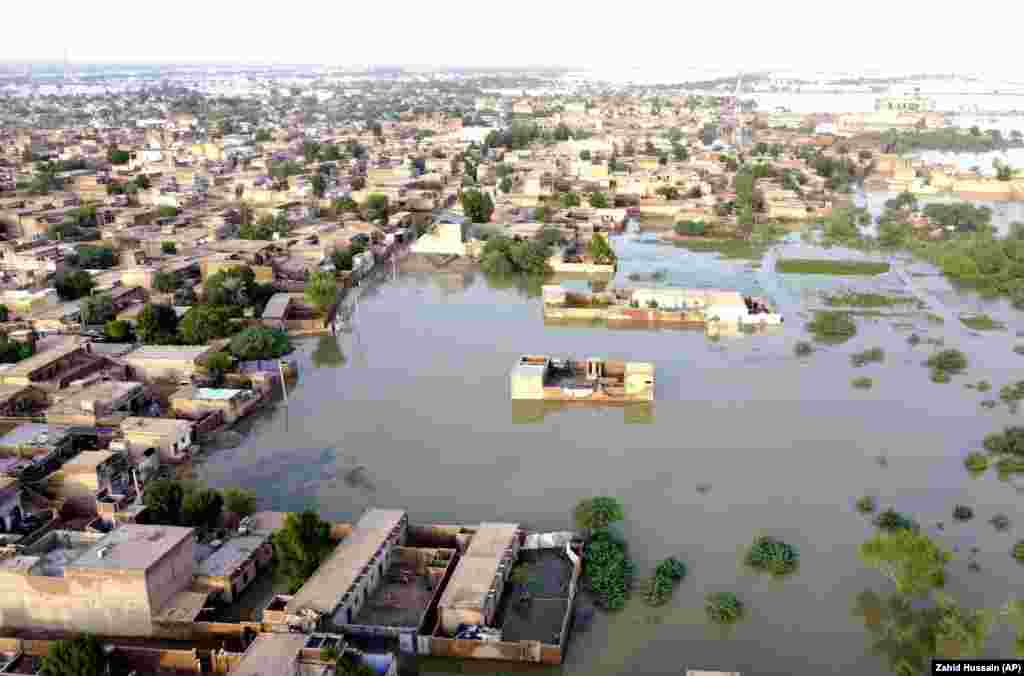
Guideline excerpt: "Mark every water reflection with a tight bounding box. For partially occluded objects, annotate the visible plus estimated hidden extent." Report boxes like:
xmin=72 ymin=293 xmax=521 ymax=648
xmin=311 ymin=333 xmax=346 ymax=368
xmin=511 ymin=401 xmax=654 ymax=424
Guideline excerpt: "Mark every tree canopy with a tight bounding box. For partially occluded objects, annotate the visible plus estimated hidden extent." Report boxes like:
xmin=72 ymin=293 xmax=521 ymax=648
xmin=460 ymin=189 xmax=494 ymax=223
xmin=143 ymin=480 xmax=185 ymax=525
xmin=80 ymin=294 xmax=115 ymax=325
xmin=177 ymin=304 xmax=238 ymax=344
xmin=54 ymin=270 xmax=96 ymax=301
xmin=40 ymin=635 xmax=103 ymax=676
xmin=305 ymin=271 xmax=339 ymax=315
xmin=229 ymin=326 xmax=292 ymax=361
xmin=274 ymin=510 xmax=335 ymax=592
xmin=135 ymin=303 xmax=180 ymax=344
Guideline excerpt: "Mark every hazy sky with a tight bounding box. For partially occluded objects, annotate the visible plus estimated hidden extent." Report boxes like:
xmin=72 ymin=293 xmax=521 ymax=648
xmin=2 ymin=0 xmax=1017 ymax=75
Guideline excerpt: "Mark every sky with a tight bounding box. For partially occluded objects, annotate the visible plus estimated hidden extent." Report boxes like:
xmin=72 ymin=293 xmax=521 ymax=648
xmin=2 ymin=0 xmax=1019 ymax=77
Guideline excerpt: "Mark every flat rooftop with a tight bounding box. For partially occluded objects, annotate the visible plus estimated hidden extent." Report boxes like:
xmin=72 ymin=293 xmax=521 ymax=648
xmin=1 ymin=338 xmax=86 ymax=378
xmin=438 ymin=523 xmax=519 ymax=612
xmin=195 ymin=534 xmax=269 ymax=578
xmin=229 ymin=633 xmax=306 ymax=676
xmin=125 ymin=345 xmax=210 ymax=362
xmin=67 ymin=524 xmax=193 ymax=572
xmin=286 ymin=508 xmax=406 ymax=616
xmin=121 ymin=416 xmax=193 ymax=436
xmin=60 ymin=450 xmax=115 ymax=474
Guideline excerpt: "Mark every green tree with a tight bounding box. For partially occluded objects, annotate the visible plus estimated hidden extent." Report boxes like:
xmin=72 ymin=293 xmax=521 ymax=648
xmin=860 ymin=530 xmax=951 ymax=597
xmin=255 ymin=128 xmax=272 ymax=142
xmin=331 ymin=247 xmax=355 ymax=272
xmin=274 ymin=510 xmax=335 ymax=592
xmin=229 ymin=326 xmax=292 ymax=360
xmin=204 ymin=267 xmax=256 ymax=307
xmin=40 ymin=635 xmax=103 ymax=676
xmin=305 ymin=271 xmax=339 ymax=315
xmin=157 ymin=205 xmax=178 ymax=219
xmin=335 ymin=653 xmax=375 ymax=676
xmin=80 ymin=294 xmax=115 ymax=325
xmin=0 ymin=305 xmax=9 ymax=322
xmin=54 ymin=270 xmax=95 ymax=301
xmin=74 ymin=246 xmax=117 ymax=269
xmin=460 ymin=189 xmax=494 ymax=223
xmin=587 ymin=234 xmax=617 ymax=265
xmin=574 ymin=496 xmax=625 ymax=532
xmin=143 ymin=479 xmax=185 ymax=525
xmin=499 ymin=176 xmax=513 ymax=193
xmin=104 ymin=320 xmax=132 ymax=342
xmin=162 ymin=241 xmax=177 ymax=255
xmin=134 ymin=174 xmax=151 ymax=190
xmin=153 ymin=271 xmax=178 ymax=293
xmin=108 ymin=149 xmax=130 ymax=164
xmin=579 ymin=149 xmax=591 ymax=161
xmin=201 ymin=351 xmax=234 ymax=385
xmin=178 ymin=304 xmax=237 ymax=344
xmin=310 ymin=174 xmax=326 ymax=198
xmin=365 ymin=193 xmax=389 ymax=224
xmin=534 ymin=205 xmax=550 ymax=223
xmin=182 ymin=488 xmax=224 ymax=530
xmin=135 ymin=303 xmax=180 ymax=344
xmin=222 ymin=487 xmax=257 ymax=517
xmin=560 ymin=192 xmax=581 ymax=208
xmin=589 ymin=192 xmax=609 ymax=209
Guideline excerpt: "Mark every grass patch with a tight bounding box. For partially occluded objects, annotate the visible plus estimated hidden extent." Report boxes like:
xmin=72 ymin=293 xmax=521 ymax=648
xmin=777 ymin=258 xmax=890 ymax=275
xmin=807 ymin=311 xmax=857 ymax=344
xmin=959 ymin=314 xmax=1006 ymax=331
xmin=673 ymin=238 xmax=767 ymax=260
xmin=851 ymin=347 xmax=885 ymax=367
xmin=852 ymin=376 xmax=874 ymax=389
xmin=925 ymin=312 xmax=945 ymax=325
xmin=824 ymin=292 xmax=918 ymax=308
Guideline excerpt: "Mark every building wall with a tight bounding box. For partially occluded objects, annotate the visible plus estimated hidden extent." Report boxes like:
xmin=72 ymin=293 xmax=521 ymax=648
xmin=125 ymin=357 xmax=198 ymax=382
xmin=145 ymin=532 xmax=197 ymax=613
xmin=0 ymin=566 xmax=154 ymax=636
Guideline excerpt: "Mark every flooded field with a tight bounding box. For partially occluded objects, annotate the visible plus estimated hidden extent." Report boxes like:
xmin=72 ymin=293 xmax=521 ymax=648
xmin=194 ymin=236 xmax=1024 ymax=675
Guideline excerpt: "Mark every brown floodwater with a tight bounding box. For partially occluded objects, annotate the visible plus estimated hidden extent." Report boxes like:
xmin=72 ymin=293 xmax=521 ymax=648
xmin=194 ymin=237 xmax=1024 ymax=675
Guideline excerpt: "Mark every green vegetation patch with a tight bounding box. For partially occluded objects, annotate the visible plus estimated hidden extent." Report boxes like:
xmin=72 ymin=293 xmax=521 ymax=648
xmin=745 ymin=536 xmax=799 ymax=577
xmin=584 ymin=529 xmax=634 ymax=610
xmin=852 ymin=376 xmax=874 ymax=389
xmin=959 ymin=314 xmax=1006 ymax=331
xmin=794 ymin=341 xmax=815 ymax=357
xmin=874 ymin=508 xmax=918 ymax=533
xmin=964 ymin=452 xmax=990 ymax=473
xmin=673 ymin=238 xmax=767 ymax=260
xmin=824 ymin=292 xmax=918 ymax=308
xmin=851 ymin=347 xmax=885 ymax=367
xmin=806 ymin=311 xmax=858 ymax=344
xmin=644 ymin=557 xmax=687 ymax=607
xmin=856 ymin=495 xmax=878 ymax=514
xmin=705 ymin=592 xmax=745 ymax=626
xmin=777 ymin=259 xmax=890 ymax=275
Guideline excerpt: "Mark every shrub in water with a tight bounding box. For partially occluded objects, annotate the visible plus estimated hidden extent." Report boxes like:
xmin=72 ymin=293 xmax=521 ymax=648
xmin=931 ymin=369 xmax=951 ymax=383
xmin=745 ymin=536 xmax=799 ymax=577
xmin=964 ymin=452 xmax=990 ymax=472
xmin=850 ymin=347 xmax=885 ymax=367
xmin=1013 ymin=541 xmax=1024 ymax=563
xmin=794 ymin=341 xmax=815 ymax=357
xmin=981 ymin=399 xmax=998 ymax=409
xmin=583 ymin=529 xmax=633 ymax=611
xmin=705 ymin=592 xmax=745 ymax=625
xmin=1000 ymin=382 xmax=1024 ymax=406
xmin=874 ymin=508 xmax=917 ymax=533
xmin=926 ymin=349 xmax=967 ymax=374
xmin=856 ymin=495 xmax=877 ymax=514
xmin=977 ymin=380 xmax=992 ymax=392
xmin=907 ymin=333 xmax=922 ymax=346
xmin=990 ymin=513 xmax=1011 ymax=532
xmin=983 ymin=427 xmax=1024 ymax=456
xmin=952 ymin=505 xmax=974 ymax=522
xmin=852 ymin=376 xmax=874 ymax=389
xmin=806 ymin=311 xmax=857 ymax=344
xmin=644 ymin=557 xmax=687 ymax=607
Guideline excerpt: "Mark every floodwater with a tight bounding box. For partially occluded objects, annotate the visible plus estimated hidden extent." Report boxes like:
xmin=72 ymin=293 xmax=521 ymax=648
xmin=195 ymin=236 xmax=1024 ymax=675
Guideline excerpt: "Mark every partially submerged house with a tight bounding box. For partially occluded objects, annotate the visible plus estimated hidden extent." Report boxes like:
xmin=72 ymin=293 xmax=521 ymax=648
xmin=510 ymin=356 xmax=655 ymax=402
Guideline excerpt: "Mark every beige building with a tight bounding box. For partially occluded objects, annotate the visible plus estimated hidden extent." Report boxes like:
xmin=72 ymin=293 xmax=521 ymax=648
xmin=170 ymin=386 xmax=260 ymax=424
xmin=0 ymin=524 xmax=195 ymax=636
xmin=437 ymin=522 xmax=520 ymax=635
xmin=124 ymin=345 xmax=213 ymax=382
xmin=119 ymin=417 xmax=195 ymax=464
